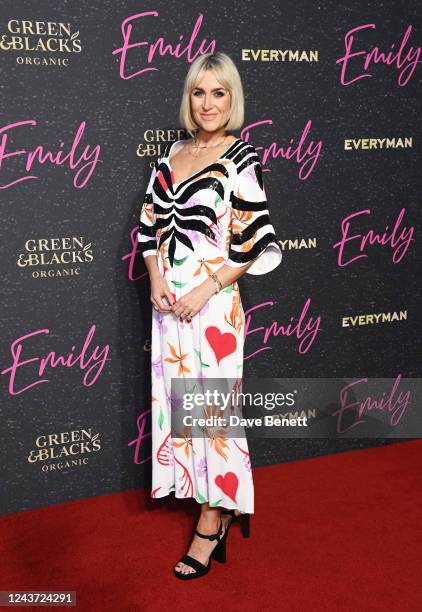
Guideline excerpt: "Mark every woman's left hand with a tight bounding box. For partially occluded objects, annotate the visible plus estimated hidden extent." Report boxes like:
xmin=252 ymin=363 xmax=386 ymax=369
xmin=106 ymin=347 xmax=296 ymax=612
xmin=171 ymin=280 xmax=215 ymax=320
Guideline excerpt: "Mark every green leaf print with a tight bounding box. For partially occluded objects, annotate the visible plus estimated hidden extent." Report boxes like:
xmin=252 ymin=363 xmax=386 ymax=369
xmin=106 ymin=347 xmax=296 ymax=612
xmin=197 ymin=492 xmax=207 ymax=503
xmin=173 ymin=255 xmax=189 ymax=266
xmin=171 ymin=280 xmax=187 ymax=288
xmin=223 ymin=284 xmax=233 ymax=293
xmin=213 ymin=193 xmax=222 ymax=206
xmin=194 ymin=348 xmax=210 ymax=368
xmin=209 ymin=499 xmax=223 ymax=507
xmin=158 ymin=407 xmax=164 ymax=430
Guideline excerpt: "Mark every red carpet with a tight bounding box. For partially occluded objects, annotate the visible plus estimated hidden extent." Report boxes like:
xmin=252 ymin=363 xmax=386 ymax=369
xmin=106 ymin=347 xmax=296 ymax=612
xmin=1 ymin=441 xmax=421 ymax=611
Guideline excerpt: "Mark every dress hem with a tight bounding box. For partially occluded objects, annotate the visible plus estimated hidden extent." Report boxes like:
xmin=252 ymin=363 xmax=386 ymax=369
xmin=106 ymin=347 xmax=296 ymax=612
xmin=151 ymin=487 xmax=254 ymax=515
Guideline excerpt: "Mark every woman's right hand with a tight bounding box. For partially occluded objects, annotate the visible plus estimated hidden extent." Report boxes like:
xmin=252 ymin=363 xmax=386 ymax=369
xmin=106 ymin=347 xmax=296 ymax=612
xmin=150 ymin=273 xmax=174 ymax=312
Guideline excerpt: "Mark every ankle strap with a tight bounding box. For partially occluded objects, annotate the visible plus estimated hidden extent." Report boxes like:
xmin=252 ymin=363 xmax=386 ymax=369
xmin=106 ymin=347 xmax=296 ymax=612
xmin=195 ymin=518 xmax=223 ymax=541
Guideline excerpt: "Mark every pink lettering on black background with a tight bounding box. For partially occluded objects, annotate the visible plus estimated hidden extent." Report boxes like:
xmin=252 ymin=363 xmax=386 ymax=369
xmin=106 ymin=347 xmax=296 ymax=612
xmin=0 ymin=120 xmax=101 ymax=189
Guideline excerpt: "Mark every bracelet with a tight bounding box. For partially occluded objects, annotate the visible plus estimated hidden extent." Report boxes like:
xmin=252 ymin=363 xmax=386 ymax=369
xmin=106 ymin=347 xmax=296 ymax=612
xmin=210 ymin=272 xmax=222 ymax=294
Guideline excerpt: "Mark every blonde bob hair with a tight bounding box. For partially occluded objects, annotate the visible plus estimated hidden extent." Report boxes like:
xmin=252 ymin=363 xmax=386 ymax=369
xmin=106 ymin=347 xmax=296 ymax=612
xmin=179 ymin=52 xmax=244 ymax=138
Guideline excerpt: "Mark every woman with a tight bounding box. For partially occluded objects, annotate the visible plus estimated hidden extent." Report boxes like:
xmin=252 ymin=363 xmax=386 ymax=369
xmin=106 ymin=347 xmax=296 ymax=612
xmin=138 ymin=52 xmax=282 ymax=579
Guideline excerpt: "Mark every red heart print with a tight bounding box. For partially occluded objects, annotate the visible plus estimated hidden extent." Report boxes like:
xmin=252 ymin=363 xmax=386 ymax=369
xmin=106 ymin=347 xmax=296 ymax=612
xmin=205 ymin=326 xmax=237 ymax=365
xmin=215 ymin=472 xmax=239 ymax=502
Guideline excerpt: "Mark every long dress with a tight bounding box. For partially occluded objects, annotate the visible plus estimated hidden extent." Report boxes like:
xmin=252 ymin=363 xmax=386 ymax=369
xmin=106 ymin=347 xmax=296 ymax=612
xmin=137 ymin=136 xmax=282 ymax=514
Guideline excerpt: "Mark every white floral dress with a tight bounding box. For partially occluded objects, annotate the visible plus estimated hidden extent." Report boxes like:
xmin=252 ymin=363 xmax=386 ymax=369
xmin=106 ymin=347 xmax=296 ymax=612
xmin=138 ymin=137 xmax=282 ymax=513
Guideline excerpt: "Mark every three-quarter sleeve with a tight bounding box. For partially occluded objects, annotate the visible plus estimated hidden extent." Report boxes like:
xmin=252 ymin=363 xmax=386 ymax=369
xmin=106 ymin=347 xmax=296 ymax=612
xmin=226 ymin=146 xmax=282 ymax=275
xmin=137 ymin=163 xmax=158 ymax=259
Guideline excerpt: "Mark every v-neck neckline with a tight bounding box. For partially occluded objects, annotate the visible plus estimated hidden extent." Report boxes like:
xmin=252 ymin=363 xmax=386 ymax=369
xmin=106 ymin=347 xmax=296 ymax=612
xmin=166 ymin=137 xmax=241 ymax=187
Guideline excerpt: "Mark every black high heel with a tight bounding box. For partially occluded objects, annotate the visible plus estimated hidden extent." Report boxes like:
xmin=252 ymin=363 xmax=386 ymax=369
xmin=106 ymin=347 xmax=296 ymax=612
xmin=240 ymin=513 xmax=250 ymax=538
xmin=173 ymin=518 xmax=228 ymax=580
xmin=221 ymin=509 xmax=251 ymax=538
xmin=210 ymin=513 xmax=234 ymax=563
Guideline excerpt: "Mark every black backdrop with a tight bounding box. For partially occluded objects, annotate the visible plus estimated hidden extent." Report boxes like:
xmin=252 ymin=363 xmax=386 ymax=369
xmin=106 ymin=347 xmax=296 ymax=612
xmin=1 ymin=1 xmax=420 ymax=515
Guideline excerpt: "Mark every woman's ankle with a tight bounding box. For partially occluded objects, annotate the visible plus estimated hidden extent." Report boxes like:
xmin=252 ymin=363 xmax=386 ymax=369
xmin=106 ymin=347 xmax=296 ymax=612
xmin=197 ymin=513 xmax=221 ymax=533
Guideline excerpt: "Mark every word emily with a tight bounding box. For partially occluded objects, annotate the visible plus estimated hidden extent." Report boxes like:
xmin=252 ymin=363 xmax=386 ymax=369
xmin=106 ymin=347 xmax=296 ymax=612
xmin=333 ymin=207 xmax=414 ymax=266
xmin=336 ymin=24 xmax=420 ymax=86
xmin=242 ymin=119 xmax=323 ymax=181
xmin=244 ymin=299 xmax=321 ymax=357
xmin=1 ymin=325 xmax=110 ymax=395
xmin=112 ymin=12 xmax=215 ymax=79
xmin=0 ymin=120 xmax=101 ymax=189
xmin=332 ymin=374 xmax=411 ymax=432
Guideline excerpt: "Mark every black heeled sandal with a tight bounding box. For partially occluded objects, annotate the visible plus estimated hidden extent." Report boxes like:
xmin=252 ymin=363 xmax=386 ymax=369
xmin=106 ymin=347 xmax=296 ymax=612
xmin=173 ymin=518 xmax=229 ymax=580
xmin=221 ymin=509 xmax=251 ymax=538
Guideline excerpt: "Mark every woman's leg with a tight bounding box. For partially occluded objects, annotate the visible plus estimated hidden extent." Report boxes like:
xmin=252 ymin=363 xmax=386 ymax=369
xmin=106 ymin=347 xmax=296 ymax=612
xmin=174 ymin=503 xmax=227 ymax=576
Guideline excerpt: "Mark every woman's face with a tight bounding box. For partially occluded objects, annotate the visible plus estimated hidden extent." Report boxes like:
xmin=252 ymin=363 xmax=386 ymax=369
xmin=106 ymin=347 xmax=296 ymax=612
xmin=190 ymin=69 xmax=232 ymax=134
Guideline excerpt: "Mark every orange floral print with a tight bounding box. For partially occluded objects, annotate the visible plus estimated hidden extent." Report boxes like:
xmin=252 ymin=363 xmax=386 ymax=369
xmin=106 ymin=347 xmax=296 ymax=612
xmin=139 ymin=201 xmax=154 ymax=225
xmin=203 ymin=404 xmax=230 ymax=461
xmin=193 ymin=256 xmax=225 ymax=276
xmin=164 ymin=341 xmax=191 ymax=375
xmin=224 ymin=289 xmax=243 ymax=334
xmin=173 ymin=425 xmax=194 ymax=460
